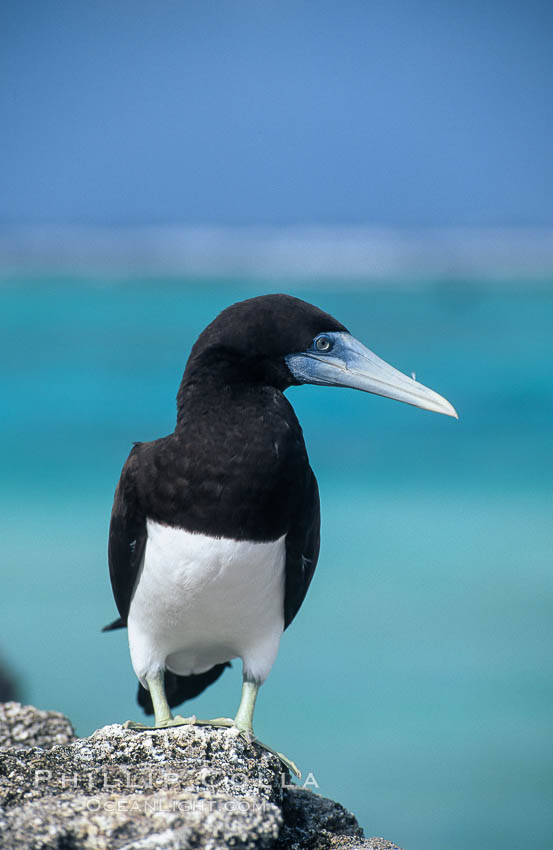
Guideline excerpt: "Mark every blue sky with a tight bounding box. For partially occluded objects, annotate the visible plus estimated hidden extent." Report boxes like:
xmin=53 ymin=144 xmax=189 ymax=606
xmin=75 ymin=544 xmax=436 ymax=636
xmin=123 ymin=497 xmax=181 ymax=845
xmin=1 ymin=0 xmax=552 ymax=226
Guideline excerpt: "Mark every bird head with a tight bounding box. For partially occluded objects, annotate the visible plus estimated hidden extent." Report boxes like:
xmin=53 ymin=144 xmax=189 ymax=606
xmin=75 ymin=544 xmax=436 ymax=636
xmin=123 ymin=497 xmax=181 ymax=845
xmin=186 ymin=294 xmax=458 ymax=418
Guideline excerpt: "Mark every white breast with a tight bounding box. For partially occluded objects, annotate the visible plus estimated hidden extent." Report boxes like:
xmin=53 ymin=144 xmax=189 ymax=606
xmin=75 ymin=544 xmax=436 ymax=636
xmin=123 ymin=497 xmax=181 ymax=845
xmin=127 ymin=519 xmax=286 ymax=686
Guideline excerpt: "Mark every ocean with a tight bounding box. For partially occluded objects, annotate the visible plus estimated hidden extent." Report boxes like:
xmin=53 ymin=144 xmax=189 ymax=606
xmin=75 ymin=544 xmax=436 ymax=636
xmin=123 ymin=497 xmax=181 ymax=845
xmin=1 ymin=276 xmax=552 ymax=850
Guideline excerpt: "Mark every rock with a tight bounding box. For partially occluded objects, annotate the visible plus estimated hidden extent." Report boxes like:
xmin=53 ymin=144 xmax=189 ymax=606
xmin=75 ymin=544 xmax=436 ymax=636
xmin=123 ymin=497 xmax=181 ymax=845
xmin=0 ymin=702 xmax=75 ymax=750
xmin=279 ymin=788 xmax=403 ymax=849
xmin=0 ymin=703 xmax=403 ymax=849
xmin=0 ymin=792 xmax=283 ymax=850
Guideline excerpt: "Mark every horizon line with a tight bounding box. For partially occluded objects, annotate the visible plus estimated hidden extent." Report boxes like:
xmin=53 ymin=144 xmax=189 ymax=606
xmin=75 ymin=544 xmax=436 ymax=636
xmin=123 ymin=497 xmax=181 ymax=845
xmin=1 ymin=224 xmax=553 ymax=281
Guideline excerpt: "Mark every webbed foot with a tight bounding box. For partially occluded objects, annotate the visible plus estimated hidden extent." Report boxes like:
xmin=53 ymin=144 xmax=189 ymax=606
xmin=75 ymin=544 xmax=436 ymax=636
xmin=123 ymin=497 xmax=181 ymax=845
xmin=243 ymin=733 xmax=301 ymax=778
xmin=124 ymin=714 xmax=197 ymax=730
xmin=189 ymin=716 xmax=235 ymax=728
xmin=232 ymin=721 xmax=301 ymax=778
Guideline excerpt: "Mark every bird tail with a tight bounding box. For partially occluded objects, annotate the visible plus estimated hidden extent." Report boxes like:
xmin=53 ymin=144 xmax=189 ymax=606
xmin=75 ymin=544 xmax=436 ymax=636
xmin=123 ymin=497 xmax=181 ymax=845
xmin=101 ymin=617 xmax=126 ymax=632
xmin=137 ymin=663 xmax=231 ymax=715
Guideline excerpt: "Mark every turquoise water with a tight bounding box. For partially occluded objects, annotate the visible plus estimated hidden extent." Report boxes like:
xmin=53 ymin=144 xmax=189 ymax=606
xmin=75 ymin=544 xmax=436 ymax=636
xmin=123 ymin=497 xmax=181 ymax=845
xmin=1 ymin=277 xmax=552 ymax=850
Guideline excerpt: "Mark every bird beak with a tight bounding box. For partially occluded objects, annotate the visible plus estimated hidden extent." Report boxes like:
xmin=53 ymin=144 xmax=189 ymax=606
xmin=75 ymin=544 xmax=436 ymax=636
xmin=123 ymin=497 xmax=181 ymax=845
xmin=285 ymin=332 xmax=458 ymax=418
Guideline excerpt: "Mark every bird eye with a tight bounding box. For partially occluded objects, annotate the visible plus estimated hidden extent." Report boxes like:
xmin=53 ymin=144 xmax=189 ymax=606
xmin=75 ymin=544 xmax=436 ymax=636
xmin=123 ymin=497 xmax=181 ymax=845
xmin=314 ymin=335 xmax=333 ymax=352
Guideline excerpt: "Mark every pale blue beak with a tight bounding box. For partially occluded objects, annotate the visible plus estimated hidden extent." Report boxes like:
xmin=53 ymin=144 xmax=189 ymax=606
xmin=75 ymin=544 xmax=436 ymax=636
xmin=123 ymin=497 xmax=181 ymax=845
xmin=286 ymin=331 xmax=458 ymax=418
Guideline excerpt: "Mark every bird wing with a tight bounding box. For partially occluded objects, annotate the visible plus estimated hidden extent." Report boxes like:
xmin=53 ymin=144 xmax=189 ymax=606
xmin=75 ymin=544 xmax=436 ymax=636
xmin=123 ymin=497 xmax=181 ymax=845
xmin=105 ymin=444 xmax=147 ymax=628
xmin=283 ymin=467 xmax=321 ymax=629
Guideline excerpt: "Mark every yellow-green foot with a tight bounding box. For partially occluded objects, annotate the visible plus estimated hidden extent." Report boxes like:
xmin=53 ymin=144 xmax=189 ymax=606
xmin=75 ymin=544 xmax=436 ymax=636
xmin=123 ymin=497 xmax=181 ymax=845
xmin=124 ymin=714 xmax=197 ymax=730
xmin=124 ymin=716 xmax=238 ymax=731
xmin=235 ymin=730 xmax=301 ymax=779
xmin=190 ymin=717 xmax=234 ymax=728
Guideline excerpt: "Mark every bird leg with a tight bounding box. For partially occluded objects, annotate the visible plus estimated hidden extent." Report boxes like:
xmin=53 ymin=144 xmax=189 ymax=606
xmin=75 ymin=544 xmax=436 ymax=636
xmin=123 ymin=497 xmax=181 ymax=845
xmin=233 ymin=678 xmax=257 ymax=737
xmin=229 ymin=678 xmax=302 ymax=779
xmin=124 ymin=671 xmax=198 ymax=729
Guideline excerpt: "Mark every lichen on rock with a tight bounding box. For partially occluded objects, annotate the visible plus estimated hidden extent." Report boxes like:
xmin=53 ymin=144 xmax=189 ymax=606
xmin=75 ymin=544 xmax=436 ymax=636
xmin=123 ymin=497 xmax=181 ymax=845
xmin=0 ymin=703 xmax=403 ymax=849
xmin=0 ymin=701 xmax=75 ymax=750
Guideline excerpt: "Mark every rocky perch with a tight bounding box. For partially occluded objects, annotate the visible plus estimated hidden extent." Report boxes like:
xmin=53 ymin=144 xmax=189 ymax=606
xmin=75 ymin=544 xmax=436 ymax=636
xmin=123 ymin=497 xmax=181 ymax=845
xmin=0 ymin=702 xmax=403 ymax=850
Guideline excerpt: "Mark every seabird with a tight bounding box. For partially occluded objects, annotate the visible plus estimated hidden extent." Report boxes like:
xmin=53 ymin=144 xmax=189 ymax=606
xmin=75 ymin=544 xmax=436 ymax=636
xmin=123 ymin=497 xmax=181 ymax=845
xmin=104 ymin=294 xmax=457 ymax=775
